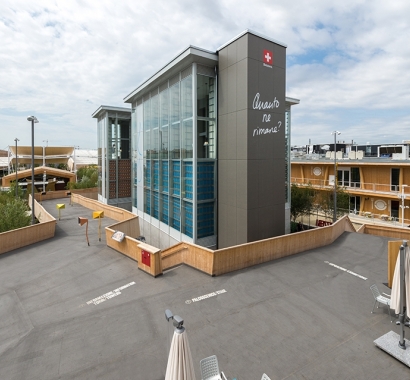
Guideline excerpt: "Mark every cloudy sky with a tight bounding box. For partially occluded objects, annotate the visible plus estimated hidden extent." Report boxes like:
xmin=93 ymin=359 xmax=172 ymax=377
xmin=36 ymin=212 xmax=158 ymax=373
xmin=1 ymin=0 xmax=409 ymax=150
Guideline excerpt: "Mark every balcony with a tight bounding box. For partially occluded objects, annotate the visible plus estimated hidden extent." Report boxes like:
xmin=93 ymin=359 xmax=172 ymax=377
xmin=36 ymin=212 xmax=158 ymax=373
xmin=290 ymin=177 xmax=410 ymax=198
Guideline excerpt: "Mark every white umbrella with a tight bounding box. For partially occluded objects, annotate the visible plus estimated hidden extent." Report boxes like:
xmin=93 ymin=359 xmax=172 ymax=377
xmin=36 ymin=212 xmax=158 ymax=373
xmin=165 ymin=325 xmax=196 ymax=380
xmin=390 ymin=242 xmax=410 ymax=348
xmin=390 ymin=244 xmax=410 ymax=317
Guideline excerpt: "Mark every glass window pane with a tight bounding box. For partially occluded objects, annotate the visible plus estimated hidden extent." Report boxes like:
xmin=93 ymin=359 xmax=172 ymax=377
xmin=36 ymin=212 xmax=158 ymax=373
xmin=182 ymin=119 xmax=193 ymax=159
xmin=181 ymin=75 xmax=192 ymax=120
xmin=144 ymin=99 xmax=151 ymax=159
xmin=151 ymin=95 xmax=159 ymax=159
xmin=170 ymin=197 xmax=180 ymax=231
xmin=197 ymin=75 xmax=215 ymax=118
xmin=170 ymin=83 xmax=180 ymax=124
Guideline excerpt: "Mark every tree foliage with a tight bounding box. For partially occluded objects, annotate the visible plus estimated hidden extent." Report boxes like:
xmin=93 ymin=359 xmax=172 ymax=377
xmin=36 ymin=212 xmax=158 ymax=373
xmin=290 ymin=184 xmax=314 ymax=222
xmin=0 ymin=193 xmax=31 ymax=233
xmin=291 ymin=184 xmax=351 ymax=227
xmin=68 ymin=165 xmax=98 ymax=189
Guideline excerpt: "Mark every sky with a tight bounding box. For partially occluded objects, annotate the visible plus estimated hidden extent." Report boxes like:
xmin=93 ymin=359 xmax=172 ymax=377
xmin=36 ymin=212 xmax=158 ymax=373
xmin=1 ymin=0 xmax=409 ymax=151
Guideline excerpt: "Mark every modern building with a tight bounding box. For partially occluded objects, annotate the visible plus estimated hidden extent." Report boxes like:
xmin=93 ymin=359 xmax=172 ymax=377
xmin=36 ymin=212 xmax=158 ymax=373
xmin=92 ymin=106 xmax=132 ymax=210
xmin=291 ymin=153 xmax=410 ymax=226
xmin=94 ymin=30 xmax=299 ymax=249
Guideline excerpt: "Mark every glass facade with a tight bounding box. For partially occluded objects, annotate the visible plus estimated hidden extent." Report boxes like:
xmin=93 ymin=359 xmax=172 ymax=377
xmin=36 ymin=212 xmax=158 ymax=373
xmin=96 ymin=110 xmax=131 ymax=207
xmin=132 ymin=64 xmax=217 ymax=242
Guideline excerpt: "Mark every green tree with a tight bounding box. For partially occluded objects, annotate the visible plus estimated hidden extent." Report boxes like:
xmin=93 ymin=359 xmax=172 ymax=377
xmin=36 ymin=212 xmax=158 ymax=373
xmin=68 ymin=165 xmax=98 ymax=189
xmin=314 ymin=187 xmax=350 ymax=221
xmin=0 ymin=198 xmax=31 ymax=233
xmin=335 ymin=186 xmax=350 ymax=218
xmin=290 ymin=184 xmax=313 ymax=223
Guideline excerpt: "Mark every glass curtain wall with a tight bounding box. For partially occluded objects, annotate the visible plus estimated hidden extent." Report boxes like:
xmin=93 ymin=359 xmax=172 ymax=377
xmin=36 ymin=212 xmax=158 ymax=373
xmin=107 ymin=114 xmax=131 ymax=203
xmin=196 ymin=74 xmax=216 ymax=239
xmin=133 ymin=65 xmax=217 ymax=242
xmin=140 ymin=72 xmax=193 ymax=236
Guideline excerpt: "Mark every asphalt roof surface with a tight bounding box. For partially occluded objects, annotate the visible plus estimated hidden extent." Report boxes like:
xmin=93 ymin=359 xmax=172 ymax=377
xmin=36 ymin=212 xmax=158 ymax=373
xmin=0 ymin=199 xmax=409 ymax=379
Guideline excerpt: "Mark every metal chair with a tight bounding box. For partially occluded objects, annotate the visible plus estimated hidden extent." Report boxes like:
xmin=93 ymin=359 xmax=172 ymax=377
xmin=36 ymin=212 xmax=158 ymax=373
xmin=200 ymin=355 xmax=227 ymax=380
xmin=370 ymin=284 xmax=393 ymax=322
xmin=261 ymin=374 xmax=272 ymax=380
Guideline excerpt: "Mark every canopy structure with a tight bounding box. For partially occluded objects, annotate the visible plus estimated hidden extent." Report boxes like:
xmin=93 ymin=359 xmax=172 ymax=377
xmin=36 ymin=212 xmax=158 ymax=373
xmin=1 ymin=166 xmax=76 ymax=188
xmin=8 ymin=146 xmax=74 ymax=167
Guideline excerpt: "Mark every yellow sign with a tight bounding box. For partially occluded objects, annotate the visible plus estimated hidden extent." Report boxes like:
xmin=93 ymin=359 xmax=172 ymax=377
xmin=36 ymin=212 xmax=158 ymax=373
xmin=92 ymin=211 xmax=104 ymax=242
xmin=93 ymin=211 xmax=104 ymax=219
xmin=56 ymin=204 xmax=65 ymax=221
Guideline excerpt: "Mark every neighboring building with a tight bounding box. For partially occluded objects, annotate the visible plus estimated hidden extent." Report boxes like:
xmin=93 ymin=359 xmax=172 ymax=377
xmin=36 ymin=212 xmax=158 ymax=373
xmin=1 ymin=145 xmax=96 ymax=190
xmin=94 ymin=30 xmax=299 ymax=249
xmin=0 ymin=150 xmax=8 ymax=179
xmin=67 ymin=149 xmax=98 ymax=172
xmin=92 ymin=106 xmax=132 ymax=210
xmin=291 ymin=155 xmax=410 ymax=225
xmin=7 ymin=146 xmax=74 ymax=170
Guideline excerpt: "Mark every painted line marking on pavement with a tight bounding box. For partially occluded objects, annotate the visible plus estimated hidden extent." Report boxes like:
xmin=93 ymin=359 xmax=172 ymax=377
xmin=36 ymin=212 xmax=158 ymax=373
xmin=86 ymin=281 xmax=136 ymax=306
xmin=324 ymin=261 xmax=367 ymax=280
xmin=185 ymin=289 xmax=227 ymax=304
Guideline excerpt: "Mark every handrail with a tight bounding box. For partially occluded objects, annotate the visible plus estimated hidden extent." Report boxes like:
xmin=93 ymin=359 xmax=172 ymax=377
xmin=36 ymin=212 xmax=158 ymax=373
xmin=290 ymin=177 xmax=409 ymax=195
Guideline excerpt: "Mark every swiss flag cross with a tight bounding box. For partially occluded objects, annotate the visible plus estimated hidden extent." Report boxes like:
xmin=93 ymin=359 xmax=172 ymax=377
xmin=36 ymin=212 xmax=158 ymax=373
xmin=263 ymin=49 xmax=273 ymax=65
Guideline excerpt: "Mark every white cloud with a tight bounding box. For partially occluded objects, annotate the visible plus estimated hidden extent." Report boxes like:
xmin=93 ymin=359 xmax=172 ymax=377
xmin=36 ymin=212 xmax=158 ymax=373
xmin=0 ymin=0 xmax=409 ymax=149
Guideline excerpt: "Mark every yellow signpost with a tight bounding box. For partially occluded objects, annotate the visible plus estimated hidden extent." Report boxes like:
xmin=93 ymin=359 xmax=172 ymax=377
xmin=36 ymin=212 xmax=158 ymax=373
xmin=92 ymin=211 xmax=104 ymax=241
xmin=56 ymin=203 xmax=65 ymax=220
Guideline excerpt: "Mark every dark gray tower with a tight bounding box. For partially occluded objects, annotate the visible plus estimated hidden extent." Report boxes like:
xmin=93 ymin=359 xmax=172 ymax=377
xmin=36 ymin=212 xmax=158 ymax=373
xmin=218 ymin=31 xmax=286 ymax=248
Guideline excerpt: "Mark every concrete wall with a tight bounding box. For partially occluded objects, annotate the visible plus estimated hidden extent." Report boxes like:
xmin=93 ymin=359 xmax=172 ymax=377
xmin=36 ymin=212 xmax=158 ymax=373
xmin=218 ymin=32 xmax=286 ymax=248
xmin=138 ymin=217 xmax=180 ymax=250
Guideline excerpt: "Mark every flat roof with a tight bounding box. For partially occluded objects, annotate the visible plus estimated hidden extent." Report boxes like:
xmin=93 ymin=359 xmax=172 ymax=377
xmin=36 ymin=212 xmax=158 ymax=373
xmin=217 ymin=29 xmax=287 ymax=51
xmin=291 ymin=157 xmax=410 ymax=165
xmin=92 ymin=105 xmax=131 ymax=119
xmin=0 ymin=199 xmax=408 ymax=379
xmin=123 ymin=46 xmax=218 ymax=104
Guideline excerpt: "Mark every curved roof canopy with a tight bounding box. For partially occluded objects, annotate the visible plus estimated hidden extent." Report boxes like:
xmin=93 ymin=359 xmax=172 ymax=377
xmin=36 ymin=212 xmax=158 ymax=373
xmin=2 ymin=166 xmax=76 ymax=187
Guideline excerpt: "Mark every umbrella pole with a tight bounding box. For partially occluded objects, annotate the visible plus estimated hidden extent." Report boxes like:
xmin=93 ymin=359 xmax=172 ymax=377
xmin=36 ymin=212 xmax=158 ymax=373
xmin=399 ymin=241 xmax=408 ymax=349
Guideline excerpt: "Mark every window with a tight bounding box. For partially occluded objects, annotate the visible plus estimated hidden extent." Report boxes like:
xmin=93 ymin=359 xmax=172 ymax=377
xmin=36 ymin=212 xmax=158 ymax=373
xmin=351 ymin=167 xmax=360 ymax=188
xmin=391 ymin=168 xmax=400 ymax=191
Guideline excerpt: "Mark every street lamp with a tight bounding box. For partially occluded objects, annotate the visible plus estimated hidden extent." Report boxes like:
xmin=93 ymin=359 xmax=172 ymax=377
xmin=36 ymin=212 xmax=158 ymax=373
xmin=398 ymin=184 xmax=409 ymax=228
xmin=331 ymin=131 xmax=341 ymax=223
xmin=28 ymin=116 xmax=39 ymax=225
xmin=14 ymin=138 xmax=19 ymax=198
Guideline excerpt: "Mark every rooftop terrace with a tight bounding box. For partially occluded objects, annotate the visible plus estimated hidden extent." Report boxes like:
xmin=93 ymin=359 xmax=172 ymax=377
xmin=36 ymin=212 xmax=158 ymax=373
xmin=0 ymin=199 xmax=409 ymax=379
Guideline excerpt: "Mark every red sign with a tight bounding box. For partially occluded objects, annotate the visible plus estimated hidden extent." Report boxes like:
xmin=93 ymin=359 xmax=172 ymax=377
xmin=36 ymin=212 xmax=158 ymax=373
xmin=141 ymin=250 xmax=151 ymax=267
xmin=316 ymin=219 xmax=333 ymax=227
xmin=263 ymin=49 xmax=273 ymax=65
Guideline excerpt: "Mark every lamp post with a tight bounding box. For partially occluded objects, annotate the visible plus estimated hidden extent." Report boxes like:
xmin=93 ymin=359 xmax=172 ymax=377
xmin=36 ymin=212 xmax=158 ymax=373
xmin=28 ymin=116 xmax=39 ymax=225
xmin=331 ymin=131 xmax=341 ymax=223
xmin=14 ymin=138 xmax=19 ymax=198
xmin=399 ymin=184 xmax=408 ymax=228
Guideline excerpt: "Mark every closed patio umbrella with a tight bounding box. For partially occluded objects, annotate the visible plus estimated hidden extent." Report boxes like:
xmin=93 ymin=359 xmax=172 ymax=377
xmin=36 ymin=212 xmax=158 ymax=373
xmin=390 ymin=241 xmax=410 ymax=348
xmin=165 ymin=323 xmax=196 ymax=380
xmin=390 ymin=243 xmax=410 ymax=317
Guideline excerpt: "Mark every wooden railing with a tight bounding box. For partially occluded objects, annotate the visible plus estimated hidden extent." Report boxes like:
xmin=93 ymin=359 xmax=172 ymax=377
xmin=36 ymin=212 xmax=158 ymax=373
xmin=71 ymin=193 xmax=135 ymax=221
xmin=0 ymin=195 xmax=56 ymax=255
xmin=291 ymin=177 xmax=409 ymax=195
xmin=160 ymin=216 xmax=356 ymax=277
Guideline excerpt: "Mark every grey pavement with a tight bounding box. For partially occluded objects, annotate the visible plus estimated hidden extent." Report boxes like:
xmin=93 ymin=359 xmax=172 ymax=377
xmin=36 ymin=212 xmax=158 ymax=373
xmin=0 ymin=199 xmax=409 ymax=379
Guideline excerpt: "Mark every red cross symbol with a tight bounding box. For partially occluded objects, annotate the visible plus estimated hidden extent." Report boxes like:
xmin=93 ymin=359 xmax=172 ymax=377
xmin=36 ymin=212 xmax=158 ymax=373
xmin=263 ymin=49 xmax=273 ymax=65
